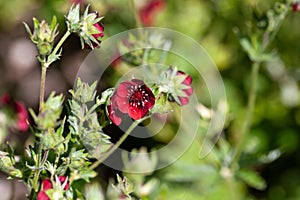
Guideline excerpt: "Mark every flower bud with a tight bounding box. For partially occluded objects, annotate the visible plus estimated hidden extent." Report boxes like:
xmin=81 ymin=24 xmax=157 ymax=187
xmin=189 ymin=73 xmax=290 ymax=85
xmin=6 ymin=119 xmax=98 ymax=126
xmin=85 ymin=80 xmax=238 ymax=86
xmin=24 ymin=16 xmax=58 ymax=56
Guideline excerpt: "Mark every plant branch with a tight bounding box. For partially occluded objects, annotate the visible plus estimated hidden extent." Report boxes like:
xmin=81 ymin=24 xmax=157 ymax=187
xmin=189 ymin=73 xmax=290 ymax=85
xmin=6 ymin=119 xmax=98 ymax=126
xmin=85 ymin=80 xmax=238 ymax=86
xmin=39 ymin=62 xmax=47 ymax=111
xmin=130 ymin=0 xmax=143 ymax=29
xmin=232 ymin=62 xmax=260 ymax=164
xmin=49 ymin=31 xmax=71 ymax=64
xmin=33 ymin=30 xmax=71 ymax=193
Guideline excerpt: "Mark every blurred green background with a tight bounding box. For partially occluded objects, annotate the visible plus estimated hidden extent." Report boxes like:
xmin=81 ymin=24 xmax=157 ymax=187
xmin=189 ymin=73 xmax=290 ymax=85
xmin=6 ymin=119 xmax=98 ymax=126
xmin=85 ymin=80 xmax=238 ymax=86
xmin=1 ymin=0 xmax=300 ymax=199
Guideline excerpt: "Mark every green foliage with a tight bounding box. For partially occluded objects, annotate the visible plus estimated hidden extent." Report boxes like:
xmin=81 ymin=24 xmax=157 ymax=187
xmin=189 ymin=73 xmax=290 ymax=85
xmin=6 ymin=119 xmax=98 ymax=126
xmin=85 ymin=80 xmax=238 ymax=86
xmin=237 ymin=168 xmax=267 ymax=190
xmin=30 ymin=93 xmax=64 ymax=130
xmin=2 ymin=0 xmax=300 ymax=199
xmin=68 ymin=78 xmax=112 ymax=158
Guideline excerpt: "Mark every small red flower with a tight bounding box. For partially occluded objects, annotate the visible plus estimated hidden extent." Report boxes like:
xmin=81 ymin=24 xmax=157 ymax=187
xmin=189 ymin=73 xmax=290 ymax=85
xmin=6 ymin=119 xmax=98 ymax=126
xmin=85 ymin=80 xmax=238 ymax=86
xmin=108 ymin=79 xmax=155 ymax=125
xmin=0 ymin=94 xmax=29 ymax=131
xmin=15 ymin=101 xmax=29 ymax=131
xmin=1 ymin=94 xmax=11 ymax=104
xmin=85 ymin=12 xmax=104 ymax=49
xmin=37 ymin=176 xmax=69 ymax=200
xmin=176 ymin=71 xmax=193 ymax=106
xmin=292 ymin=2 xmax=300 ymax=12
xmin=163 ymin=68 xmax=193 ymax=106
xmin=139 ymin=0 xmax=166 ymax=26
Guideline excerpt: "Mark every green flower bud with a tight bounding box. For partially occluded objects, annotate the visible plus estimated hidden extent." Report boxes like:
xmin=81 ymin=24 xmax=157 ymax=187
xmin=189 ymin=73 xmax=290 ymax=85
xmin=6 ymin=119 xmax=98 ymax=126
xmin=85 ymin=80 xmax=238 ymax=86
xmin=23 ymin=16 xmax=58 ymax=56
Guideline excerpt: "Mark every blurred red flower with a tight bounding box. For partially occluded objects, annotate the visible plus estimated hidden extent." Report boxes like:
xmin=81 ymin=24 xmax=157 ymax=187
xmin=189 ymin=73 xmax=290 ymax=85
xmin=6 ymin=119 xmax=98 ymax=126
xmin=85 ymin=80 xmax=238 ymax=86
xmin=1 ymin=94 xmax=29 ymax=132
xmin=108 ymin=79 xmax=155 ymax=125
xmin=139 ymin=0 xmax=165 ymax=26
xmin=292 ymin=2 xmax=300 ymax=12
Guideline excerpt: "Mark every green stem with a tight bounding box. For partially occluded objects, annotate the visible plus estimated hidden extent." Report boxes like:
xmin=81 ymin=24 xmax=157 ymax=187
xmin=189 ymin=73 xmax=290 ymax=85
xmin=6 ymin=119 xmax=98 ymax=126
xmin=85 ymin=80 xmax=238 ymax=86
xmin=130 ymin=0 xmax=143 ymax=29
xmin=39 ymin=62 xmax=47 ymax=111
xmin=88 ymin=120 xmax=141 ymax=170
xmin=233 ymin=62 xmax=260 ymax=164
xmin=32 ymin=30 xmax=71 ymax=193
xmin=48 ymin=31 xmax=71 ymax=63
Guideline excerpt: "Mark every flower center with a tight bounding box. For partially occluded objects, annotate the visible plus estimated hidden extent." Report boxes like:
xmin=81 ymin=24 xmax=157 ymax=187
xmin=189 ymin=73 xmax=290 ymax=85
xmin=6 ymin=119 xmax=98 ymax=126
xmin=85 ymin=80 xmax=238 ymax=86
xmin=128 ymin=86 xmax=149 ymax=108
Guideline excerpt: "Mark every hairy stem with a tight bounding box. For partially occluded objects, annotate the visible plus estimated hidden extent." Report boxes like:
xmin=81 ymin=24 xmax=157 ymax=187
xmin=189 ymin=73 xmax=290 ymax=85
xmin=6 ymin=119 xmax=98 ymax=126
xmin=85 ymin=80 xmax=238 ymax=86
xmin=233 ymin=62 xmax=260 ymax=164
xmin=88 ymin=120 xmax=141 ymax=170
xmin=39 ymin=62 xmax=47 ymax=111
xmin=49 ymin=31 xmax=71 ymax=62
xmin=33 ymin=30 xmax=71 ymax=193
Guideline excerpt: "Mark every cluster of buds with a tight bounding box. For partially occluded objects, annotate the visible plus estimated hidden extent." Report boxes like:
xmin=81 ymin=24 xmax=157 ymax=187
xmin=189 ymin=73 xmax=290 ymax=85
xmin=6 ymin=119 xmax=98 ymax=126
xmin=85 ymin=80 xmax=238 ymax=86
xmin=24 ymin=17 xmax=58 ymax=56
xmin=66 ymin=4 xmax=104 ymax=49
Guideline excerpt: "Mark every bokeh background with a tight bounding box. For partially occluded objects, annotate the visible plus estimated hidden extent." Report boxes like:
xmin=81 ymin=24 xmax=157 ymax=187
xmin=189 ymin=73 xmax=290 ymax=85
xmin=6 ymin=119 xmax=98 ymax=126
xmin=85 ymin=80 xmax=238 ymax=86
xmin=1 ymin=0 xmax=300 ymax=199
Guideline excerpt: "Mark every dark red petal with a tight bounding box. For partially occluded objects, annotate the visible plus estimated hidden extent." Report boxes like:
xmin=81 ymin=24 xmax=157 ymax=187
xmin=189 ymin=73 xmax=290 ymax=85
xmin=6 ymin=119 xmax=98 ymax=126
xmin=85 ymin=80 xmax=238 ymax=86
xmin=131 ymin=79 xmax=146 ymax=86
xmin=128 ymin=105 xmax=149 ymax=120
xmin=42 ymin=178 xmax=52 ymax=190
xmin=292 ymin=3 xmax=299 ymax=11
xmin=108 ymin=105 xmax=122 ymax=125
xmin=15 ymin=101 xmax=28 ymax=115
xmin=177 ymin=71 xmax=192 ymax=85
xmin=183 ymin=74 xmax=192 ymax=85
xmin=92 ymin=22 xmax=104 ymax=39
xmin=139 ymin=0 xmax=165 ymax=26
xmin=183 ymin=87 xmax=193 ymax=97
xmin=17 ymin=118 xmax=28 ymax=131
xmin=1 ymin=94 xmax=10 ymax=104
xmin=58 ymin=176 xmax=69 ymax=190
xmin=117 ymin=81 xmax=133 ymax=97
xmin=116 ymin=96 xmax=129 ymax=113
xmin=179 ymin=96 xmax=190 ymax=106
xmin=37 ymin=190 xmax=50 ymax=200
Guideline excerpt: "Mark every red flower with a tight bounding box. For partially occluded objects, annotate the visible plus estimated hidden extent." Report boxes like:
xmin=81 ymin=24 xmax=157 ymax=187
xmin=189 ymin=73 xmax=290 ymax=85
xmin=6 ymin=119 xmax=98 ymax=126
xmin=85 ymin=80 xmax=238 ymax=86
xmin=108 ymin=79 xmax=155 ymax=125
xmin=292 ymin=2 xmax=300 ymax=12
xmin=139 ymin=0 xmax=165 ymax=26
xmin=0 ymin=94 xmax=29 ymax=131
xmin=176 ymin=71 xmax=193 ymax=106
xmin=15 ymin=101 xmax=29 ymax=131
xmin=37 ymin=176 xmax=69 ymax=200
xmin=1 ymin=94 xmax=11 ymax=104
xmin=85 ymin=12 xmax=104 ymax=49
xmin=87 ymin=12 xmax=104 ymax=48
xmin=163 ymin=68 xmax=193 ymax=106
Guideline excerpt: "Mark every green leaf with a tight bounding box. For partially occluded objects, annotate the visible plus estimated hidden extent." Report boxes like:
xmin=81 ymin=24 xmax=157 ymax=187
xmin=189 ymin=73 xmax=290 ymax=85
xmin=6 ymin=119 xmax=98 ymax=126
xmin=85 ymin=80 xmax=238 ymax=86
xmin=34 ymin=93 xmax=64 ymax=130
xmin=236 ymin=168 xmax=266 ymax=190
xmin=50 ymin=16 xmax=57 ymax=30
xmin=23 ymin=22 xmax=33 ymax=37
xmin=33 ymin=17 xmax=40 ymax=30
xmin=163 ymin=162 xmax=217 ymax=182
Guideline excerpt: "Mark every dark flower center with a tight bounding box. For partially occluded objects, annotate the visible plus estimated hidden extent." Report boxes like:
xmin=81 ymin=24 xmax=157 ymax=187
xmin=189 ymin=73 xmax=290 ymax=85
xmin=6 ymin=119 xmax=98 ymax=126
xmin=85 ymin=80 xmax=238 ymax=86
xmin=128 ymin=85 xmax=150 ymax=108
